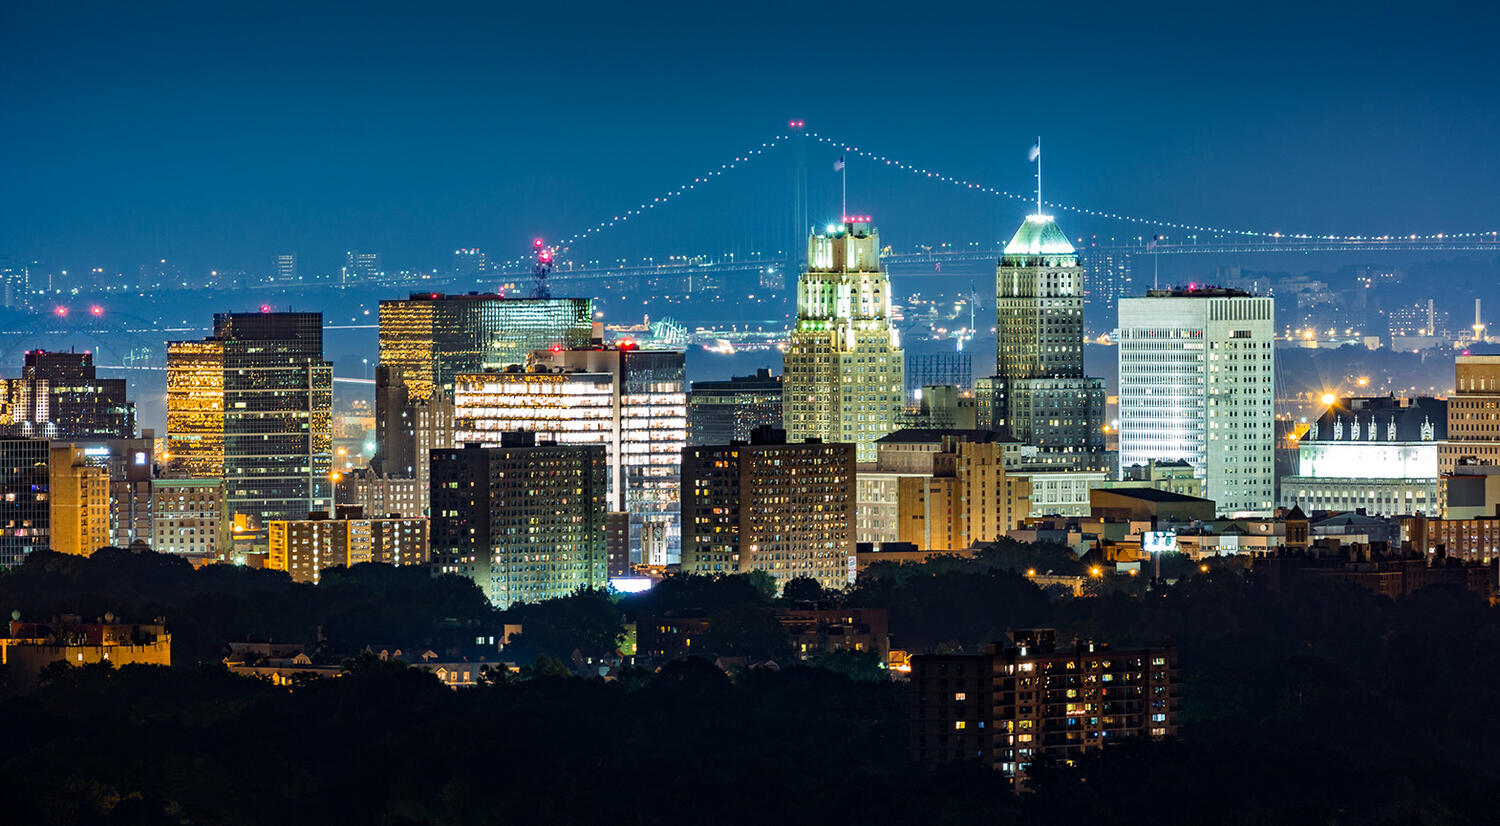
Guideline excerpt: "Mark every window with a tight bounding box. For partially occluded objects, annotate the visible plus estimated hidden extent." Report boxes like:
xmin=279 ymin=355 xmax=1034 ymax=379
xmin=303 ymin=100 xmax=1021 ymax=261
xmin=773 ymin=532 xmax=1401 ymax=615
xmin=954 ymin=692 xmax=966 ymax=701
xmin=954 ymin=721 xmax=966 ymax=730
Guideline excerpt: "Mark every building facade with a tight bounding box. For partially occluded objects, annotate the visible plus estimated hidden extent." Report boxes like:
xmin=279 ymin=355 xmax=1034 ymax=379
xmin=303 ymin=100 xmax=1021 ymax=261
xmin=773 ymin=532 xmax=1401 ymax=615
xmin=454 ymin=344 xmax=687 ymax=565
xmin=1118 ymin=288 xmax=1276 ymax=516
xmin=896 ymin=437 xmax=1031 ymax=551
xmin=48 ymin=445 xmax=111 ymax=556
xmin=911 ymin=629 xmax=1178 ymax=782
xmin=151 ymin=478 xmax=226 ymax=557
xmin=1280 ymin=396 xmax=1444 ymax=516
xmin=166 ymin=312 xmax=334 ymax=525
xmin=680 ymin=429 xmax=857 ymax=591
xmin=688 ymin=369 xmax=783 ymax=446
xmin=0 ymin=350 xmax=135 ymax=439
xmin=0 ymin=438 xmax=50 ymax=567
xmin=994 ymin=215 xmax=1107 ymax=471
xmin=430 ymin=436 xmax=607 ymax=608
xmin=782 ymin=220 xmax=904 ymax=464
xmin=267 ymin=508 xmax=429 ymax=584
xmin=1442 ymin=355 xmax=1500 ymax=475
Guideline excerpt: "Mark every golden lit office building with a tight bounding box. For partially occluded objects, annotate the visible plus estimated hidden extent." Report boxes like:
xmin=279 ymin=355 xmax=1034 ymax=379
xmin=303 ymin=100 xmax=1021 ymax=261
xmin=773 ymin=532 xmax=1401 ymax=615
xmin=782 ymin=219 xmax=904 ymax=464
xmin=1442 ymin=355 xmax=1500 ymax=476
xmin=166 ymin=313 xmax=333 ymax=524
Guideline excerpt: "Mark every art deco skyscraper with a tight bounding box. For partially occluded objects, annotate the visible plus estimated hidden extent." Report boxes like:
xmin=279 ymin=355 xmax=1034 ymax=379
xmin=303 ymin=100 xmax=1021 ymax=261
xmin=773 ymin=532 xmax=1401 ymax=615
xmin=782 ymin=219 xmax=904 ymax=464
xmin=994 ymin=214 xmax=1106 ymax=470
xmin=166 ymin=312 xmax=333 ymax=524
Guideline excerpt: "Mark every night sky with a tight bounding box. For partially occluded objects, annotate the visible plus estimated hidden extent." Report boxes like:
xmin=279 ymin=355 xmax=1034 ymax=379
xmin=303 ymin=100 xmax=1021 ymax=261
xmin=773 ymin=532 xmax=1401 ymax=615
xmin=3 ymin=0 xmax=1498 ymax=276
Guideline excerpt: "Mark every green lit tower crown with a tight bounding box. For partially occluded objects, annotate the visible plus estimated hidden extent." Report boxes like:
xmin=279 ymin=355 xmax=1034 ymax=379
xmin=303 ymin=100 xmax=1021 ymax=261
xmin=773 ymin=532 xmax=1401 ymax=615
xmin=993 ymin=213 xmax=1106 ymax=471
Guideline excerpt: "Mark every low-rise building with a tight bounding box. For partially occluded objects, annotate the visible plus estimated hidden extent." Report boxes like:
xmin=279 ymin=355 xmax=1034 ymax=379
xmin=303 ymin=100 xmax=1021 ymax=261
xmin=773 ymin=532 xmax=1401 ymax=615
xmin=152 ymin=478 xmax=226 ymax=557
xmin=1 ymin=614 xmax=171 ymax=689
xmin=268 ymin=507 xmax=429 ymax=583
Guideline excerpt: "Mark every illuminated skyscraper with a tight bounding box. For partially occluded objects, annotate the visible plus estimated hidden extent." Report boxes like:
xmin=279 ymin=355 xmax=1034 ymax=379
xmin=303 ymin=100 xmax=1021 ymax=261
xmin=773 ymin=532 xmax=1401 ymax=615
xmin=452 ymin=343 xmax=687 ymax=564
xmin=48 ymin=444 xmax=111 ymax=557
xmin=1117 ymin=288 xmax=1275 ymax=516
xmin=166 ymin=312 xmax=334 ymax=524
xmin=274 ymin=253 xmax=297 ymax=282
xmin=0 ymin=350 xmax=135 ymax=439
xmin=782 ymin=219 xmax=904 ymax=463
xmin=430 ymin=435 xmax=607 ymax=608
xmin=1441 ymin=356 xmax=1500 ymax=476
xmin=994 ymin=214 xmax=1106 ymax=470
xmin=377 ymin=293 xmax=595 ymax=402
xmin=341 ymin=251 xmax=380 ymax=285
xmin=0 ymin=438 xmax=50 ymax=567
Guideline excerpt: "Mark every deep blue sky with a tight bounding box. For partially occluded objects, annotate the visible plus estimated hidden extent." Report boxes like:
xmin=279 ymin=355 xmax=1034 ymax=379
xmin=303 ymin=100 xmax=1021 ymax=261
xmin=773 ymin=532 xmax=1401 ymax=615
xmin=3 ymin=0 xmax=1498 ymax=277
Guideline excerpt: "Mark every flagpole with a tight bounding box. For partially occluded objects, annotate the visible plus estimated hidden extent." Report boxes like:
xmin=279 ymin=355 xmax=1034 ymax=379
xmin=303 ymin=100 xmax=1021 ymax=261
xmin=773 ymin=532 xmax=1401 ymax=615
xmin=842 ymin=150 xmax=847 ymax=223
xmin=1035 ymin=135 xmax=1042 ymax=216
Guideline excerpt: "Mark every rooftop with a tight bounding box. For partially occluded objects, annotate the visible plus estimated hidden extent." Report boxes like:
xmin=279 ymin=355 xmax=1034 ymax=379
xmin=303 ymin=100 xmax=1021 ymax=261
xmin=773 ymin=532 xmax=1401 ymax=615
xmin=1002 ymin=215 xmax=1075 ymax=257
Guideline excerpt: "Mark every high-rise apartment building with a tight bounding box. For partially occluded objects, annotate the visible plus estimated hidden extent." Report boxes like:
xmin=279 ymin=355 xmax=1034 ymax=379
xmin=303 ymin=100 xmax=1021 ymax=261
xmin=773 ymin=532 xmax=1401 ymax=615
xmin=994 ymin=215 xmax=1106 ymax=470
xmin=782 ymin=219 xmax=904 ymax=464
xmin=0 ymin=350 xmax=135 ymax=439
xmin=1117 ymin=288 xmax=1275 ymax=516
xmin=452 ymin=343 xmax=687 ymax=564
xmin=688 ymin=369 xmax=783 ymax=446
xmin=268 ymin=507 xmax=429 ymax=584
xmin=48 ymin=445 xmax=111 ymax=556
xmin=430 ymin=435 xmax=607 ymax=608
xmin=0 ymin=439 xmax=50 ymax=567
xmin=1442 ymin=356 xmax=1500 ymax=475
xmin=166 ymin=312 xmax=334 ymax=524
xmin=680 ymin=428 xmax=856 ymax=592
xmin=911 ymin=629 xmax=1178 ymax=782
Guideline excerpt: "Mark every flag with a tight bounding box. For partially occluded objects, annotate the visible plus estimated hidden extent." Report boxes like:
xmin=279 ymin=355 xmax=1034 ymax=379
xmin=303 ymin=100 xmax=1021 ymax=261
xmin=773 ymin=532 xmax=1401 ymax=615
xmin=1027 ymin=143 xmax=1040 ymax=162
xmin=1147 ymin=234 xmax=1161 ymax=251
xmin=833 ymin=154 xmax=845 ymax=172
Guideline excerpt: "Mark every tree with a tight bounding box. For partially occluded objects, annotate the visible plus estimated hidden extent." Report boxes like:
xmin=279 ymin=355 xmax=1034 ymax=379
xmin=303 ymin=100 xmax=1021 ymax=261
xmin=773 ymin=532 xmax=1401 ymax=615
xmin=781 ymin=576 xmax=826 ymax=603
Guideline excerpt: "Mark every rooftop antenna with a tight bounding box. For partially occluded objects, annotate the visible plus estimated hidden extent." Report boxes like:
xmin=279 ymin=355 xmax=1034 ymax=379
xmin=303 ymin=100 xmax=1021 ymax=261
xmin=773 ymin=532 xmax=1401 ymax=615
xmin=531 ymin=238 xmax=553 ymax=299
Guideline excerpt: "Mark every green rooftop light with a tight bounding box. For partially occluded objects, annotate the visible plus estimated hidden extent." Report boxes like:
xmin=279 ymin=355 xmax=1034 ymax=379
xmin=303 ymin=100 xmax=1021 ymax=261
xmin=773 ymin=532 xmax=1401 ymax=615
xmin=1003 ymin=215 xmax=1076 ymax=256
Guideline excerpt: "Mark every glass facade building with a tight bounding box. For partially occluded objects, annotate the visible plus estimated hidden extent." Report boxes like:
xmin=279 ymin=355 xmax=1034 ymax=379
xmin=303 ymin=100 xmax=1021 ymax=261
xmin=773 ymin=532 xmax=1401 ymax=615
xmin=0 ymin=438 xmax=50 ymax=567
xmin=166 ymin=313 xmax=333 ymax=525
xmin=0 ymin=350 xmax=135 ymax=439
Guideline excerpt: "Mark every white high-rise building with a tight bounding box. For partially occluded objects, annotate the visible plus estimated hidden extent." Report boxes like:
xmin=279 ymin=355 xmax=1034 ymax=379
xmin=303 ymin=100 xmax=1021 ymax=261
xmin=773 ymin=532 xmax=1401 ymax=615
xmin=782 ymin=219 xmax=904 ymax=463
xmin=1117 ymin=288 xmax=1275 ymax=516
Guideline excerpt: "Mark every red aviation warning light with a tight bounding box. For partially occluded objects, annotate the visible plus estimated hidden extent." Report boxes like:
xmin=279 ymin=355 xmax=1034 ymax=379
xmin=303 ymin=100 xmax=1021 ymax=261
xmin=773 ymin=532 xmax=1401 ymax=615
xmin=90 ymin=305 xmax=103 ymax=316
xmin=54 ymin=306 xmax=67 ymax=317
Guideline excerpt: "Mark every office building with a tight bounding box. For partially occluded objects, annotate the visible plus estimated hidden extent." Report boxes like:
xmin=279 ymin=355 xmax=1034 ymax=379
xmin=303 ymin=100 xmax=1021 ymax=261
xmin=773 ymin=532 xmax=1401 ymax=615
xmin=1081 ymin=245 xmax=1133 ymax=336
xmin=897 ymin=436 xmax=1031 ymax=551
xmin=782 ymin=219 xmax=904 ymax=463
xmin=1442 ymin=356 xmax=1500 ymax=475
xmin=911 ymin=629 xmax=1178 ymax=782
xmin=430 ymin=436 xmax=607 ymax=608
xmin=680 ymin=428 xmax=856 ymax=591
xmin=377 ymin=292 xmax=594 ymax=403
xmin=0 ymin=350 xmax=135 ymax=439
xmin=994 ymin=214 xmax=1107 ymax=471
xmin=1016 ymin=469 xmax=1110 ymax=517
xmin=49 ymin=445 xmax=111 ymax=556
xmin=1118 ymin=288 xmax=1276 ymax=516
xmin=1444 ymin=463 xmax=1500 ymax=520
xmin=1280 ymin=396 xmax=1445 ymax=516
xmin=152 ymin=478 xmax=226 ymax=557
xmin=454 ymin=344 xmax=687 ymax=564
xmin=0 ymin=438 xmax=50 ymax=567
xmin=267 ymin=507 xmax=429 ymax=584
xmin=688 ymin=369 xmax=782 ymax=446
xmin=371 ymin=364 xmax=453 ymax=508
xmin=166 ymin=312 xmax=334 ymax=524
xmin=897 ymin=385 xmax=979 ymax=431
